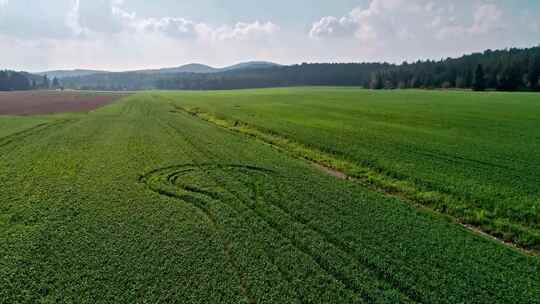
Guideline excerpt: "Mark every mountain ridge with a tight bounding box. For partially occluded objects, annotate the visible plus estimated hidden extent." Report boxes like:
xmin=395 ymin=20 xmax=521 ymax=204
xmin=36 ymin=69 xmax=108 ymax=79
xmin=40 ymin=61 xmax=280 ymax=79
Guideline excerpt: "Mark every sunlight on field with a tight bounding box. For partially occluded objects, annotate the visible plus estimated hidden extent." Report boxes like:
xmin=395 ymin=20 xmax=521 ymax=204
xmin=0 ymin=90 xmax=538 ymax=303
xmin=170 ymin=88 xmax=540 ymax=250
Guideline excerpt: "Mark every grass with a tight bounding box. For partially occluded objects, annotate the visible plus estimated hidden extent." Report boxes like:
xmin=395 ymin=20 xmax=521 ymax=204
xmin=0 ymin=91 xmax=539 ymax=303
xmin=0 ymin=116 xmax=53 ymax=138
xmin=166 ymin=87 xmax=540 ymax=250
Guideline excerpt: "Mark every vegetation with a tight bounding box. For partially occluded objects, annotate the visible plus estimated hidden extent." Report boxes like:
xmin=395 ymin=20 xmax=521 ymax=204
xmin=0 ymin=71 xmax=60 ymax=91
xmin=169 ymin=87 xmax=540 ymax=250
xmin=0 ymin=71 xmax=31 ymax=91
xmin=1 ymin=92 xmax=538 ymax=303
xmin=3 ymin=46 xmax=540 ymax=92
xmin=56 ymin=46 xmax=540 ymax=92
xmin=370 ymin=47 xmax=540 ymax=91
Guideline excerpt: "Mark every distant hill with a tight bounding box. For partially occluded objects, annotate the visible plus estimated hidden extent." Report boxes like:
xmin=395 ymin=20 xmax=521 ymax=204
xmin=134 ymin=63 xmax=217 ymax=74
xmin=134 ymin=61 xmax=280 ymax=74
xmin=37 ymin=69 xmax=108 ymax=79
xmin=41 ymin=61 xmax=281 ymax=79
xmin=220 ymin=61 xmax=280 ymax=72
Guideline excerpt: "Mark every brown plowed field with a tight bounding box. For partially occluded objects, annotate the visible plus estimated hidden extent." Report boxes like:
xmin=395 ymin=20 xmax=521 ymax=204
xmin=0 ymin=91 xmax=128 ymax=115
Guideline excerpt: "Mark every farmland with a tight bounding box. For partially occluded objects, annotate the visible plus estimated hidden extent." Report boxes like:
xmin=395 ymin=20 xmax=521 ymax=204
xmin=170 ymin=88 xmax=540 ymax=250
xmin=0 ymin=90 xmax=539 ymax=303
xmin=0 ymin=91 xmax=127 ymax=115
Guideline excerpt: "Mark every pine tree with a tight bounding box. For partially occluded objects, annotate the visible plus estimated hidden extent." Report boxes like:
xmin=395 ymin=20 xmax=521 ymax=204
xmin=43 ymin=75 xmax=50 ymax=89
xmin=52 ymin=77 xmax=60 ymax=88
xmin=370 ymin=73 xmax=384 ymax=90
xmin=528 ymin=53 xmax=540 ymax=90
xmin=0 ymin=71 xmax=7 ymax=91
xmin=473 ymin=64 xmax=486 ymax=91
xmin=463 ymin=69 xmax=473 ymax=88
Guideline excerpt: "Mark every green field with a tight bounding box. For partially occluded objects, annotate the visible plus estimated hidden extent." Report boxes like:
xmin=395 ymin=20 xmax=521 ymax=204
xmin=1 ymin=90 xmax=539 ymax=303
xmin=170 ymin=88 xmax=540 ymax=250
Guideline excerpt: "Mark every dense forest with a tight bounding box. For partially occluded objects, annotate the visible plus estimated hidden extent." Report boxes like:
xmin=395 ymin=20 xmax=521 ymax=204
xmin=0 ymin=71 xmax=31 ymax=91
xmin=154 ymin=63 xmax=390 ymax=90
xmin=369 ymin=47 xmax=540 ymax=91
xmin=60 ymin=72 xmax=163 ymax=91
xmin=4 ymin=46 xmax=540 ymax=92
xmin=0 ymin=71 xmax=60 ymax=91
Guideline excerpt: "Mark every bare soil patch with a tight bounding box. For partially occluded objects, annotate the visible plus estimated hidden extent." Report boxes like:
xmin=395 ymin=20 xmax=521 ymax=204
xmin=0 ymin=91 xmax=128 ymax=115
xmin=313 ymin=163 xmax=348 ymax=180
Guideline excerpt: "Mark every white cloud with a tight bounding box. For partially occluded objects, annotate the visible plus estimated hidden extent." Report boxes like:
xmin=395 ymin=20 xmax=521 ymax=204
xmin=136 ymin=17 xmax=278 ymax=42
xmin=212 ymin=21 xmax=279 ymax=41
xmin=304 ymin=0 xmax=533 ymax=64
xmin=66 ymin=0 xmax=133 ymax=36
xmin=309 ymin=0 xmax=429 ymax=42
xmin=0 ymin=0 xmax=282 ymax=71
xmin=137 ymin=17 xmax=200 ymax=39
xmin=310 ymin=0 xmax=507 ymax=44
xmin=64 ymin=0 xmax=278 ymax=43
xmin=309 ymin=16 xmax=357 ymax=39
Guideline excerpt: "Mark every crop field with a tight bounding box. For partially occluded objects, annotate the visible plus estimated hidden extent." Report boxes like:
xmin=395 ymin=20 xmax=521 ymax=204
xmin=0 ymin=91 xmax=128 ymax=115
xmin=170 ymin=88 xmax=540 ymax=250
xmin=0 ymin=90 xmax=539 ymax=303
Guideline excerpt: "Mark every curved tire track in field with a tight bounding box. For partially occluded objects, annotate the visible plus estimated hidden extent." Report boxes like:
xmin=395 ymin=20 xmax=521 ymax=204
xmin=164 ymin=111 xmax=426 ymax=303
xmin=159 ymin=116 xmax=417 ymax=303
xmin=139 ymin=164 xmax=275 ymax=203
xmin=139 ymin=164 xmax=265 ymax=304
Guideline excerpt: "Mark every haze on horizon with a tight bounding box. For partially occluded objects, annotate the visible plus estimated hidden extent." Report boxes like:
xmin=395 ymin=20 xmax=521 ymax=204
xmin=0 ymin=0 xmax=539 ymax=72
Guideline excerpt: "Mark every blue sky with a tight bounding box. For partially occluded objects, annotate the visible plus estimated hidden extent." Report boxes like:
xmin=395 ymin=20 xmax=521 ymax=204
xmin=0 ymin=0 xmax=538 ymax=71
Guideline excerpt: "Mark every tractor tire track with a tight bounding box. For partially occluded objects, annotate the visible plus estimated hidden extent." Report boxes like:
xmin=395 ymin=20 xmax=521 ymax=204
xmin=159 ymin=118 xmax=304 ymax=303
xmin=0 ymin=119 xmax=77 ymax=158
xmin=147 ymin=118 xmax=257 ymax=304
xmin=139 ymin=168 xmax=255 ymax=304
xmin=160 ymin=117 xmax=376 ymax=303
xmin=0 ymin=123 xmax=51 ymax=149
xmin=165 ymin=110 xmax=422 ymax=303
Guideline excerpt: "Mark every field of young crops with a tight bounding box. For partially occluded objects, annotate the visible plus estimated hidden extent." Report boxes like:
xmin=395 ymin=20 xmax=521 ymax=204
xmin=1 ymin=91 xmax=539 ymax=303
xmin=169 ymin=88 xmax=540 ymax=250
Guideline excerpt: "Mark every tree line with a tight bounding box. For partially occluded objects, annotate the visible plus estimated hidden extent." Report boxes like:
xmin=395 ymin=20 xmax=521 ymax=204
xmin=154 ymin=63 xmax=388 ymax=90
xmin=155 ymin=46 xmax=540 ymax=91
xmin=23 ymin=45 xmax=540 ymax=92
xmin=60 ymin=72 xmax=158 ymax=91
xmin=0 ymin=71 xmax=61 ymax=91
xmin=0 ymin=71 xmax=32 ymax=91
xmin=369 ymin=47 xmax=540 ymax=91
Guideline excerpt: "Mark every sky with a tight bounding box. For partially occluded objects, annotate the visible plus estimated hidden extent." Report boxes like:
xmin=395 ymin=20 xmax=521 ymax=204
xmin=0 ymin=0 xmax=539 ymax=72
